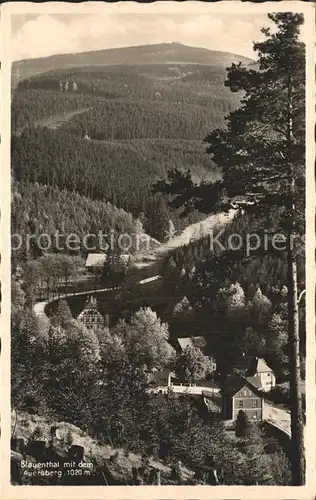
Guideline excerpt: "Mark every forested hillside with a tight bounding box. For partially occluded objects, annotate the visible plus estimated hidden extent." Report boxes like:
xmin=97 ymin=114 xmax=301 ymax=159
xmin=160 ymin=209 xmax=305 ymax=379
xmin=12 ymin=63 xmax=239 ymax=133
xmin=11 ymin=89 xmax=99 ymax=132
xmin=12 ymin=42 xmax=253 ymax=84
xmin=11 ymin=182 xmax=139 ymax=263
xmin=12 ymin=129 xmax=219 ymax=212
xmin=12 ymin=56 xmax=238 ymax=237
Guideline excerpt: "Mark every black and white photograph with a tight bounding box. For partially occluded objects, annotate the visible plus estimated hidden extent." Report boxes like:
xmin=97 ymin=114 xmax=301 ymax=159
xmin=1 ymin=1 xmax=315 ymax=497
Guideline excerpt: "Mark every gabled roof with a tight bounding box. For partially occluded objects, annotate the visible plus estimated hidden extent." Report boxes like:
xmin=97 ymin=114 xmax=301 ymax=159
xmin=220 ymin=374 xmax=246 ymax=397
xmin=78 ymin=296 xmax=99 ymax=314
xmin=85 ymin=253 xmax=107 ymax=267
xmin=83 ymin=300 xmax=98 ymax=311
xmin=173 ymin=296 xmax=193 ymax=315
xmin=245 ymin=376 xmax=262 ymax=389
xmin=220 ymin=373 xmax=263 ymax=398
xmin=177 ymin=336 xmax=206 ymax=351
xmin=247 ymin=357 xmax=274 ymax=376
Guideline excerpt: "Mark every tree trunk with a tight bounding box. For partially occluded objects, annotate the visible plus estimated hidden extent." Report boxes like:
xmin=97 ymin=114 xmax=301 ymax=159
xmin=287 ymin=245 xmax=305 ymax=485
xmin=286 ymin=75 xmax=305 ymax=485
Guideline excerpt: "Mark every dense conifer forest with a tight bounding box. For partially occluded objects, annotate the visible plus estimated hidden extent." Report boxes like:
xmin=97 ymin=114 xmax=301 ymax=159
xmin=12 ymin=129 xmax=219 ymax=218
xmin=11 ymin=30 xmax=305 ymax=485
xmin=12 ymin=61 xmax=233 ymax=233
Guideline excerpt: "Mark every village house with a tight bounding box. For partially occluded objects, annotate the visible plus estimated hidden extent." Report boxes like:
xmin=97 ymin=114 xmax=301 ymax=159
xmin=220 ymin=374 xmax=264 ymax=422
xmin=77 ymin=296 xmax=106 ymax=329
xmin=246 ymin=357 xmax=276 ymax=392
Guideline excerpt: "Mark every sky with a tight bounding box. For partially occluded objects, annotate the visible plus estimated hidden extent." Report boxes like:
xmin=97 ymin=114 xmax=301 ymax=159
xmin=11 ymin=12 xmax=273 ymax=61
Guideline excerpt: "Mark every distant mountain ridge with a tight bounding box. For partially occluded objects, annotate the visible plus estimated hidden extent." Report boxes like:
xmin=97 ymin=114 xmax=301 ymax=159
xmin=12 ymin=42 xmax=254 ymax=84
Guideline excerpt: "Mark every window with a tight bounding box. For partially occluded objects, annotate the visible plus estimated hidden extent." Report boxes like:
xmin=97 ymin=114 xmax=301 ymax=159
xmin=252 ymin=400 xmax=258 ymax=408
xmin=267 ymin=373 xmax=270 ymax=377
xmin=238 ymin=401 xmax=244 ymax=408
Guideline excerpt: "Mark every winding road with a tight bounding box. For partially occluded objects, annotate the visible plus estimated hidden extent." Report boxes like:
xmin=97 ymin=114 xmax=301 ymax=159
xmin=33 ymin=209 xmax=236 ymax=322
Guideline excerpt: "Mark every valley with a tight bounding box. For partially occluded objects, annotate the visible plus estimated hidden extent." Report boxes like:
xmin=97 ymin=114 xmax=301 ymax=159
xmin=11 ymin=18 xmax=306 ymax=487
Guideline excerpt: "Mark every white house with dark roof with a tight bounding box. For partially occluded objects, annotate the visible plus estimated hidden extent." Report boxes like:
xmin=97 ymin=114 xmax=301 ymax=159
xmin=246 ymin=357 xmax=276 ymax=392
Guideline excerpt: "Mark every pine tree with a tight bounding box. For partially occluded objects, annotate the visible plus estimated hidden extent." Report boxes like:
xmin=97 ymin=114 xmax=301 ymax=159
xmin=156 ymin=13 xmax=305 ymax=484
xmin=145 ymin=197 xmax=169 ymax=242
xmin=51 ymin=299 xmax=73 ymax=328
xmin=235 ymin=410 xmax=251 ymax=438
xmin=101 ymin=250 xmax=127 ymax=288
